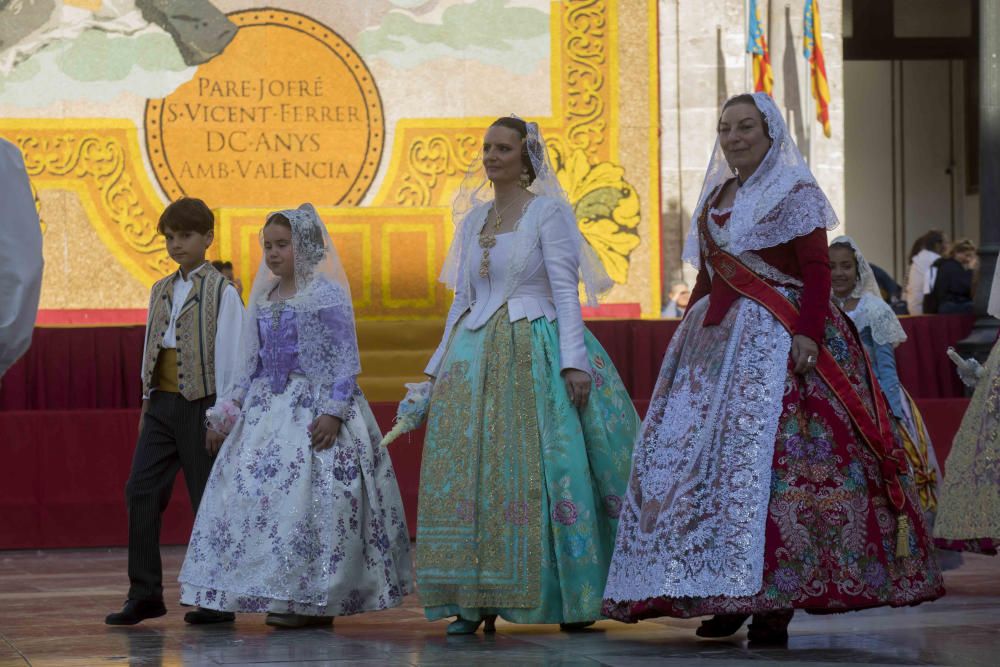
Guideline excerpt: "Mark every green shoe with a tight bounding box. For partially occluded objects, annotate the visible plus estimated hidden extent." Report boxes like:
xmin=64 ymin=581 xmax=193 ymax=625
xmin=446 ymin=614 xmax=497 ymax=635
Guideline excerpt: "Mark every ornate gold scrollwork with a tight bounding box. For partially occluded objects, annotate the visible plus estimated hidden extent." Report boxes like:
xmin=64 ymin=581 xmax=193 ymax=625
xmin=394 ymin=133 xmax=480 ymax=207
xmin=383 ymin=0 xmax=614 ymax=208
xmin=563 ymin=0 xmax=609 ymax=159
xmin=17 ymin=132 xmax=170 ymax=276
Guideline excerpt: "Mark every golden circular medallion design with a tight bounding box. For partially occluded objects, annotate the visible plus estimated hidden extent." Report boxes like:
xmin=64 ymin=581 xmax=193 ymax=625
xmin=145 ymin=9 xmax=384 ymax=208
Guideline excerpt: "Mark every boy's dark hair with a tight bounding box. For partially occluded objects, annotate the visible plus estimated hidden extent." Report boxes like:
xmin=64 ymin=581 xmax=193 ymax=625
xmin=158 ymin=197 xmax=214 ymax=235
xmin=211 ymin=259 xmax=233 ymax=271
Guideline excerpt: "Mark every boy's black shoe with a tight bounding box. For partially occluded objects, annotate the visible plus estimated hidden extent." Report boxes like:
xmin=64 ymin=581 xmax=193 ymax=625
xmin=105 ymin=599 xmax=167 ymax=625
xmin=184 ymin=608 xmax=236 ymax=625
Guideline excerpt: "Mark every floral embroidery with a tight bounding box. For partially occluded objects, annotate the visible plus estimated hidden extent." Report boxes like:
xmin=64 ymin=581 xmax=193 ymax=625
xmin=504 ymin=500 xmax=530 ymax=526
xmin=603 ymin=305 xmax=943 ymax=621
xmin=603 ymin=494 xmax=623 ymax=519
xmin=553 ymin=500 xmax=579 ymax=526
xmin=177 ymin=307 xmax=413 ymax=615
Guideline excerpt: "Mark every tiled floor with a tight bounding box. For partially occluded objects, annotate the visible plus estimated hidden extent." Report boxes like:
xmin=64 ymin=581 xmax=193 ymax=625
xmin=0 ymin=546 xmax=997 ymax=666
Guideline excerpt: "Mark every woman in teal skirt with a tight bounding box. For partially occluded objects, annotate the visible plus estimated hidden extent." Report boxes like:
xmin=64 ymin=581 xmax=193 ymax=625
xmin=416 ymin=116 xmax=638 ymax=634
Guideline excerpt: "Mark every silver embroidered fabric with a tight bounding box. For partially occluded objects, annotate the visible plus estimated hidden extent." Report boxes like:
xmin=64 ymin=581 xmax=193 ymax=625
xmin=740 ymin=251 xmax=803 ymax=287
xmin=682 ymin=92 xmax=839 ymax=269
xmin=603 ymin=294 xmax=790 ymax=601
xmin=180 ymin=374 xmax=413 ymax=614
xmin=701 ymin=208 xmax=802 ymax=287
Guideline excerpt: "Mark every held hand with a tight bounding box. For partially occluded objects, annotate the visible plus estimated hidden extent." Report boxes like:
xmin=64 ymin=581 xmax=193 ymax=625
xmin=791 ymin=335 xmax=819 ymax=375
xmin=205 ymin=428 xmax=226 ymax=456
xmin=310 ymin=415 xmax=342 ymax=451
xmin=562 ymin=369 xmax=592 ymax=409
xmin=137 ymin=399 xmax=150 ymax=437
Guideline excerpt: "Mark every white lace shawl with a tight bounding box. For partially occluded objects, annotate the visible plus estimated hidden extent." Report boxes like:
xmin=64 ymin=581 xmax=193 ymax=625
xmin=831 ymin=235 xmax=907 ymax=348
xmin=225 ymin=204 xmax=360 ymax=406
xmin=683 ymin=92 xmax=839 ymax=269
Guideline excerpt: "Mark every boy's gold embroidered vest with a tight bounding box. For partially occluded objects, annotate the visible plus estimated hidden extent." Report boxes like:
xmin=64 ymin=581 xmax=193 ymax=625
xmin=142 ymin=267 xmax=228 ymax=401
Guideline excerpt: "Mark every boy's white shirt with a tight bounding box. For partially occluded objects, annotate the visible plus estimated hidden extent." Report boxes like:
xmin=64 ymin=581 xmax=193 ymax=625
xmin=140 ymin=262 xmax=246 ymax=399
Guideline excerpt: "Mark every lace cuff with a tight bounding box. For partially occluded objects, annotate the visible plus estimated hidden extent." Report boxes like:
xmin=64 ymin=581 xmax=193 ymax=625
xmin=317 ymin=376 xmax=356 ymax=420
xmin=205 ymin=399 xmax=241 ymax=435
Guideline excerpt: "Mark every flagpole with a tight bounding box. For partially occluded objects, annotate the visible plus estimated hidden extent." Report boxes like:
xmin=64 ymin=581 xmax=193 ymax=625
xmin=803 ymin=0 xmax=813 ymax=166
xmin=744 ymin=0 xmax=752 ymax=92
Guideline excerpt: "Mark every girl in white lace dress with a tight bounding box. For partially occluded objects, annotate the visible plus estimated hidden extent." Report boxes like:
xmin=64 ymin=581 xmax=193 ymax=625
xmin=178 ymin=204 xmax=412 ymax=628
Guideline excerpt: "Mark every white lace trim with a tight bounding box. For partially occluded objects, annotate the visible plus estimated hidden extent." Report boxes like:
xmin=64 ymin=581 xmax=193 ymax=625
xmin=701 ymin=209 xmax=802 ymax=287
xmin=830 ymin=236 xmax=906 ymax=348
xmin=683 ymin=92 xmax=839 ymax=269
xmin=604 ymin=294 xmax=791 ymax=601
xmin=740 ymin=251 xmax=803 ymax=287
xmin=848 ymin=292 xmax=907 ymax=348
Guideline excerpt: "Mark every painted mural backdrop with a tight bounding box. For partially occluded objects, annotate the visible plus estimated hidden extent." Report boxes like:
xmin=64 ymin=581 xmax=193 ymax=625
xmin=0 ymin=0 xmax=660 ymax=322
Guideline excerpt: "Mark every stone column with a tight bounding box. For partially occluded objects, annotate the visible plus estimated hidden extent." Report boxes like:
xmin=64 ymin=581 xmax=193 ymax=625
xmin=958 ymin=0 xmax=1000 ymax=360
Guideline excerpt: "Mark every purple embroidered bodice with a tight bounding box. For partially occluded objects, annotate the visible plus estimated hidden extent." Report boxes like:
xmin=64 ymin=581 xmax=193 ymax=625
xmin=253 ymin=303 xmax=356 ymax=419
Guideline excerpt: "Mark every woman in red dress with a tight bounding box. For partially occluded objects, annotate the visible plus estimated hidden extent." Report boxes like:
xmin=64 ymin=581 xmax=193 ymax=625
xmin=602 ymin=93 xmax=943 ymax=644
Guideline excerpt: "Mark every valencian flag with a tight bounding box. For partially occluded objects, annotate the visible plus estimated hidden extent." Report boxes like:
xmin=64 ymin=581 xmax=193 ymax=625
xmin=747 ymin=0 xmax=773 ymax=95
xmin=804 ymin=0 xmax=832 ymax=137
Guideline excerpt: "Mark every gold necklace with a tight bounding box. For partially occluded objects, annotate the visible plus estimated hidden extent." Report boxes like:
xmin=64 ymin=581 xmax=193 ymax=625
xmin=478 ymin=197 xmax=520 ymax=278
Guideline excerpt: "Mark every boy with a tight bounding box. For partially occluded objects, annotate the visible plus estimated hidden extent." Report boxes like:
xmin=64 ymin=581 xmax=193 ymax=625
xmin=105 ymin=198 xmax=245 ymax=626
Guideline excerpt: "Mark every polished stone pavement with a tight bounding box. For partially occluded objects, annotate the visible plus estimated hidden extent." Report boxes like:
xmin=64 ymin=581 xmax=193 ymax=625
xmin=0 ymin=546 xmax=997 ymax=666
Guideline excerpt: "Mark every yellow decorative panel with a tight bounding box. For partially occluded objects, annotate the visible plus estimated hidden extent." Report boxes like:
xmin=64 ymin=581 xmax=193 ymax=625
xmin=0 ymin=0 xmax=661 ymax=322
xmin=381 ymin=223 xmax=438 ymax=309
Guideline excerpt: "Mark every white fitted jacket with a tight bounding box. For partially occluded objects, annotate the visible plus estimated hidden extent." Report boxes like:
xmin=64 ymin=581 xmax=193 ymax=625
xmin=425 ymin=196 xmax=590 ymax=377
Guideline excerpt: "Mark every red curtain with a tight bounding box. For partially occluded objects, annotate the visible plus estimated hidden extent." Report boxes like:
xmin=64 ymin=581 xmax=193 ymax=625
xmin=0 ymin=315 xmax=978 ymax=550
xmin=1 ymin=327 xmax=146 ymax=410
xmin=3 ymin=315 xmax=972 ymax=410
xmin=895 ymin=315 xmax=977 ymax=398
xmin=0 ymin=398 xmax=971 ymax=550
xmin=0 ymin=406 xmax=423 ymax=550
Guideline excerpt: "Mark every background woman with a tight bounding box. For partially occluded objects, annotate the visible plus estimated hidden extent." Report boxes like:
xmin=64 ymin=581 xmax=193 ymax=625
xmin=927 ymin=239 xmax=978 ymax=315
xmin=829 ymin=236 xmax=948 ymax=550
xmin=935 ymin=262 xmax=1000 ymax=554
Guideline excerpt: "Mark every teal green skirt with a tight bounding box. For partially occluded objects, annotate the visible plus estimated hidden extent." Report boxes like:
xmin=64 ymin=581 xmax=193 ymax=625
xmin=416 ymin=307 xmax=638 ymax=624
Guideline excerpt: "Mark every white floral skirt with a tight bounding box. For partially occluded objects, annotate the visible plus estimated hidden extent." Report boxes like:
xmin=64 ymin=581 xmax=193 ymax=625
xmin=179 ymin=373 xmax=412 ymax=616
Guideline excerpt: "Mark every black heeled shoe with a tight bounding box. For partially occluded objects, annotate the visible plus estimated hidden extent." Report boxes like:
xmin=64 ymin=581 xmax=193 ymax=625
xmin=695 ymin=613 xmax=750 ymax=638
xmin=559 ymin=621 xmax=595 ymax=632
xmin=746 ymin=609 xmax=793 ymax=645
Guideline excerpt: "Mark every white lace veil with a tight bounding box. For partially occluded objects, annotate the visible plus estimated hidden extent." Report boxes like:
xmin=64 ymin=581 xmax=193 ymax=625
xmin=439 ymin=116 xmax=613 ymax=306
xmin=830 ymin=235 xmax=907 ymax=348
xmin=682 ymin=92 xmax=839 ymax=269
xmin=223 ymin=203 xmax=360 ymax=404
